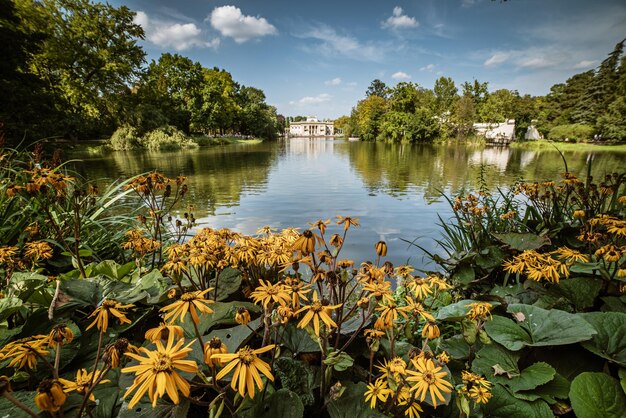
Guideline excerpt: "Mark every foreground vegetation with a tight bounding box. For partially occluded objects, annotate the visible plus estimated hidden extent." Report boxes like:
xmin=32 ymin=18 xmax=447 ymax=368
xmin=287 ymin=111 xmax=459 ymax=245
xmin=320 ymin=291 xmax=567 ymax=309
xmin=1 ymin=139 xmax=625 ymax=417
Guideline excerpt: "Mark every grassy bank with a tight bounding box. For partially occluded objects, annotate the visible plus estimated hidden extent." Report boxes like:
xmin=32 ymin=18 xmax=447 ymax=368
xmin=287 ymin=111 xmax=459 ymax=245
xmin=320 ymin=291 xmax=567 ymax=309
xmin=192 ymin=136 xmax=263 ymax=146
xmin=511 ymin=139 xmax=626 ymax=152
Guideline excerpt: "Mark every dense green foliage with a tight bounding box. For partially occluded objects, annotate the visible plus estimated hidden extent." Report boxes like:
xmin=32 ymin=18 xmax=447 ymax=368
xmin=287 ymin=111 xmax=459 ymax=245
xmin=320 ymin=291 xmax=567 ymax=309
xmin=0 ymin=0 xmax=281 ymax=143
xmin=343 ymin=40 xmax=626 ymax=143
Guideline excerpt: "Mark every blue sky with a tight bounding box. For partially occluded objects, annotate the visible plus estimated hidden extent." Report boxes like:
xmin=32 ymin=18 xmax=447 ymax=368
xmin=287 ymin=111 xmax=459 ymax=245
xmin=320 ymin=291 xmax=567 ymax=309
xmin=107 ymin=0 xmax=626 ymax=119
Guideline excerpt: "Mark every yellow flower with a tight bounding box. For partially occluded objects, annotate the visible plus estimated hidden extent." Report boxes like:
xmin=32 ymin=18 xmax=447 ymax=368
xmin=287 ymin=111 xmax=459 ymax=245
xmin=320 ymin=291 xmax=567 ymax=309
xmin=86 ymin=299 xmax=134 ymax=332
xmin=572 ymin=210 xmax=586 ymax=219
xmin=23 ymin=241 xmax=53 ymax=261
xmin=59 ymin=369 xmax=110 ymax=401
xmin=469 ymin=385 xmax=493 ymax=404
xmin=283 ymin=277 xmax=312 ymax=309
xmin=250 ymin=280 xmax=290 ymax=309
xmin=404 ymin=296 xmax=435 ymax=322
xmin=204 ymin=336 xmax=228 ymax=367
xmin=554 ymin=247 xmax=589 ymax=263
xmin=295 ymin=291 xmax=342 ymax=336
xmin=103 ymin=338 xmax=134 ymax=368
xmin=364 ymin=378 xmax=392 ymax=409
xmin=292 ymin=230 xmax=319 ymax=255
xmin=145 ymin=323 xmax=184 ymax=343
xmin=375 ymin=241 xmax=388 ymax=257
xmin=122 ymin=333 xmax=198 ymax=408
xmin=607 ymin=220 xmax=626 ymax=237
xmin=309 ymin=219 xmax=330 ymax=235
xmin=48 ymin=324 xmax=73 ymax=348
xmin=422 ymin=321 xmax=440 ymax=340
xmin=3 ymin=337 xmax=50 ymax=370
xmin=406 ymin=357 xmax=453 ymax=407
xmin=160 ymin=288 xmax=214 ymax=324
xmin=35 ymin=379 xmax=66 ymax=413
xmin=466 ymin=302 xmax=493 ymax=321
xmin=212 ymin=345 xmax=275 ymax=399
xmin=235 ymin=307 xmax=252 ymax=325
xmin=397 ymin=387 xmax=424 ymax=418
xmin=376 ymin=300 xmax=410 ymax=327
xmin=336 ymin=215 xmax=360 ymax=232
xmin=437 ymin=351 xmax=450 ymax=364
xmin=407 ymin=276 xmax=433 ymax=300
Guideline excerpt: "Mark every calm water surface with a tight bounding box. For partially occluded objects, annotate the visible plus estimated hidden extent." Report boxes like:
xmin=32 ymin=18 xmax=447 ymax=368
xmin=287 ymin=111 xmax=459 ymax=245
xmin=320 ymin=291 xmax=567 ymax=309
xmin=69 ymin=139 xmax=626 ymax=270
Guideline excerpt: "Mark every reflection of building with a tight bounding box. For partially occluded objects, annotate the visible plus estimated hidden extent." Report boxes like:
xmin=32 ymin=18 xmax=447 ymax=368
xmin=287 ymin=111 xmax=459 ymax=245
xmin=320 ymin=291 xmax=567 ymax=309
xmin=289 ymin=117 xmax=334 ymax=137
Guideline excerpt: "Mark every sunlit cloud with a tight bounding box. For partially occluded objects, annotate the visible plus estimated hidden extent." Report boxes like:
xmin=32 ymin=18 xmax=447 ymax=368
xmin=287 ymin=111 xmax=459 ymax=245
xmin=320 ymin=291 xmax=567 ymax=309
xmin=290 ymin=93 xmax=332 ymax=106
xmin=420 ymin=64 xmax=436 ymax=72
xmin=297 ymin=24 xmax=387 ymax=62
xmin=392 ymin=71 xmax=411 ymax=80
xmin=325 ymin=78 xmax=342 ymax=86
xmin=133 ymin=11 xmax=219 ymax=50
xmin=208 ymin=5 xmax=277 ymax=43
xmin=382 ymin=6 xmax=419 ymax=29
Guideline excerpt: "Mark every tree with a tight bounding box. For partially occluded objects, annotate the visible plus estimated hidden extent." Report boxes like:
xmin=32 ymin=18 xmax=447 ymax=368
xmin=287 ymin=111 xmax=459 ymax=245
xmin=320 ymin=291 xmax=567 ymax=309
xmin=452 ymin=95 xmax=476 ymax=138
xmin=354 ymin=95 xmax=387 ymax=141
xmin=193 ymin=68 xmax=239 ymax=134
xmin=11 ymin=0 xmax=146 ymax=139
xmin=366 ymin=79 xmax=389 ymax=99
xmin=433 ymin=76 xmax=458 ymax=116
xmin=479 ymin=89 xmax=518 ymax=123
xmin=236 ymin=86 xmax=278 ymax=139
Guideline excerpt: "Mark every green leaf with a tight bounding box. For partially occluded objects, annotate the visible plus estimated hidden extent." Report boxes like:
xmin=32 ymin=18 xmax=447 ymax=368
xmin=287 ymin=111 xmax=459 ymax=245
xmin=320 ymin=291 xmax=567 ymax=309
xmin=238 ymin=388 xmax=304 ymax=418
xmin=506 ymin=304 xmax=596 ymax=347
xmin=452 ymin=264 xmax=475 ymax=285
xmin=327 ymin=382 xmax=387 ymax=418
xmin=569 ymin=372 xmax=626 ymax=418
xmin=601 ymin=296 xmax=626 ymax=313
xmin=274 ymin=357 xmax=315 ymax=406
xmin=518 ymin=373 xmax=571 ymax=404
xmin=437 ymin=299 xmax=499 ymax=322
xmin=440 ymin=335 xmax=471 ymax=359
xmin=480 ymin=384 xmax=552 ymax=418
xmin=324 ymin=351 xmax=354 ymax=372
xmin=484 ymin=315 xmax=532 ymax=351
xmin=493 ymin=233 xmax=550 ymax=251
xmin=92 ymin=260 xmax=135 ymax=280
xmin=0 ymin=390 xmax=39 ymax=418
xmin=117 ymin=399 xmax=190 ymax=418
xmin=0 ymin=297 xmax=23 ymax=322
xmin=476 ymin=245 xmax=506 ymax=270
xmin=548 ymin=277 xmax=602 ymax=311
xmin=580 ymin=312 xmax=626 ymax=366
xmin=208 ymin=317 xmax=261 ymax=353
xmin=278 ymin=324 xmax=320 ymax=354
xmin=181 ymin=301 xmax=259 ymax=337
xmin=210 ymin=267 xmax=243 ymax=301
xmin=618 ymin=368 xmax=626 ymax=394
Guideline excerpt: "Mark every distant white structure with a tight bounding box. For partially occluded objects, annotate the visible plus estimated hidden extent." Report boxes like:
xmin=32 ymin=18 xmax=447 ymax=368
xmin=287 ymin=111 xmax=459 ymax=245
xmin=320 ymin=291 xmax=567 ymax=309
xmin=289 ymin=117 xmax=334 ymax=137
xmin=524 ymin=125 xmax=542 ymax=140
xmin=474 ymin=119 xmax=516 ymax=143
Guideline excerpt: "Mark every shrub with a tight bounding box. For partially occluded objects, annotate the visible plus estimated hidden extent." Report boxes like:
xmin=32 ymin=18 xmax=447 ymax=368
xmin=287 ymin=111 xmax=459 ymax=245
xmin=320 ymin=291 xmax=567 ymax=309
xmin=108 ymin=125 xmax=142 ymax=150
xmin=140 ymin=125 xmax=198 ymax=151
xmin=548 ymin=123 xmax=595 ymax=142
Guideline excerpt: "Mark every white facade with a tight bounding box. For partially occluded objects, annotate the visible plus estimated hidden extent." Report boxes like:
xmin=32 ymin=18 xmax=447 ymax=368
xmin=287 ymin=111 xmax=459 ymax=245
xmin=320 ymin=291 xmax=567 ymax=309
xmin=289 ymin=117 xmax=334 ymax=137
xmin=474 ymin=120 xmax=516 ymax=141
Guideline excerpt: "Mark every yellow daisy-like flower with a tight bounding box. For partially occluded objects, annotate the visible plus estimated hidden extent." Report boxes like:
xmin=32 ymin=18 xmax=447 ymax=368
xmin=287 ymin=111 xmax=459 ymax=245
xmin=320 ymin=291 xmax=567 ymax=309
xmin=250 ymin=280 xmax=290 ymax=309
xmin=469 ymin=385 xmax=493 ymax=404
xmin=145 ymin=323 xmax=185 ymax=343
xmin=336 ymin=215 xmax=360 ymax=232
xmin=466 ymin=302 xmax=493 ymax=321
xmin=295 ymin=291 xmax=342 ymax=336
xmin=407 ymin=276 xmax=433 ymax=300
xmin=406 ymin=357 xmax=453 ymax=407
xmin=48 ymin=324 xmax=73 ymax=348
xmin=376 ymin=300 xmax=410 ymax=327
xmin=204 ymin=337 xmax=228 ymax=367
xmin=404 ymin=296 xmax=435 ymax=322
xmin=35 ymin=379 xmax=66 ymax=413
xmin=122 ymin=333 xmax=198 ymax=408
xmin=364 ymin=378 xmax=392 ymax=409
xmin=554 ymin=247 xmax=589 ymax=264
xmin=86 ymin=299 xmax=134 ymax=332
xmin=103 ymin=338 xmax=134 ymax=368
xmin=2 ymin=337 xmax=50 ymax=370
xmin=397 ymin=387 xmax=424 ymax=418
xmin=212 ymin=345 xmax=275 ymax=399
xmin=421 ymin=321 xmax=440 ymax=340
xmin=160 ymin=288 xmax=214 ymax=324
xmin=235 ymin=307 xmax=252 ymax=325
xmin=59 ymin=369 xmax=110 ymax=401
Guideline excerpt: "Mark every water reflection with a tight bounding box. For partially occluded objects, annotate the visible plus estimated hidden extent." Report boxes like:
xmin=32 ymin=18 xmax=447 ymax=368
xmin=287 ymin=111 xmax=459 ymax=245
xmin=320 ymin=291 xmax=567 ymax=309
xmin=69 ymin=139 xmax=626 ymax=270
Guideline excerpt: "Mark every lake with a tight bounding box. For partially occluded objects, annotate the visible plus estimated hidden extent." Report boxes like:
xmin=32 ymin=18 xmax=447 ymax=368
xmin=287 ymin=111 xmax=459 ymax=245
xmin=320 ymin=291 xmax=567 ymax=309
xmin=69 ymin=139 xmax=626 ymax=271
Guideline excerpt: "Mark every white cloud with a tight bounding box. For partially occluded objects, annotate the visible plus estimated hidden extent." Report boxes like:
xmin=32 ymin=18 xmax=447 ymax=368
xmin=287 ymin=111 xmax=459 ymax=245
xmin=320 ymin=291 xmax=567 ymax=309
xmin=133 ymin=11 xmax=219 ymax=50
xmin=382 ymin=6 xmax=419 ymax=29
xmin=289 ymin=94 xmax=332 ymax=106
xmin=298 ymin=25 xmax=387 ymax=62
xmin=325 ymin=78 xmax=342 ymax=86
xmin=209 ymin=5 xmax=277 ymax=43
xmin=573 ymin=60 xmax=598 ymax=69
xmin=392 ymin=71 xmax=411 ymax=80
xmin=420 ymin=64 xmax=436 ymax=72
xmin=461 ymin=0 xmax=477 ymax=8
xmin=484 ymin=52 xmax=511 ymax=67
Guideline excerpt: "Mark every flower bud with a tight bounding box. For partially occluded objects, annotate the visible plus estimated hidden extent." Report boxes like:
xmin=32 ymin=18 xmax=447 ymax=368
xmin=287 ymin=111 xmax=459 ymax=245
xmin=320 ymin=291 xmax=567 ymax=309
xmin=375 ymin=241 xmax=387 ymax=257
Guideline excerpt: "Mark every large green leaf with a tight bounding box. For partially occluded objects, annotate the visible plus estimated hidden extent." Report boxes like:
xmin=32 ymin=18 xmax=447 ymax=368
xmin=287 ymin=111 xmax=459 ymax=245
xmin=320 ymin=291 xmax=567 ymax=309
xmin=569 ymin=372 xmax=626 ymax=418
xmin=440 ymin=335 xmax=471 ymax=359
xmin=209 ymin=267 xmax=243 ymax=301
xmin=0 ymin=390 xmax=39 ymax=418
xmin=492 ymin=233 xmax=550 ymax=251
xmin=0 ymin=297 xmax=23 ymax=322
xmin=473 ymin=344 xmax=556 ymax=393
xmin=327 ymin=382 xmax=387 ymax=418
xmin=181 ymin=301 xmax=259 ymax=337
xmin=580 ymin=312 xmax=626 ymax=366
xmin=485 ymin=315 xmax=531 ymax=351
xmin=92 ymin=260 xmax=135 ymax=280
xmin=274 ymin=357 xmax=315 ymax=406
xmin=505 ymin=304 xmax=596 ymax=347
xmin=117 ymin=399 xmax=190 ymax=418
xmin=547 ymin=277 xmax=603 ymax=311
xmin=278 ymin=324 xmax=320 ymax=354
xmin=480 ymin=384 xmax=552 ymax=418
xmin=208 ymin=317 xmax=262 ymax=353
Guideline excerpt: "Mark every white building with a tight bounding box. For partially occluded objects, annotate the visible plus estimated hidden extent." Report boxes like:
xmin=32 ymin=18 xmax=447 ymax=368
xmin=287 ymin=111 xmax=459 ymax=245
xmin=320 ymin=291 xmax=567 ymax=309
xmin=289 ymin=117 xmax=334 ymax=137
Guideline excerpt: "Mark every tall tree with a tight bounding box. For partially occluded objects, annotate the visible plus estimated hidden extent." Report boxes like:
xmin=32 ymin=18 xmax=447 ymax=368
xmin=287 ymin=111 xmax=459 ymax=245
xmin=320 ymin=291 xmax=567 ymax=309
xmin=366 ymin=79 xmax=389 ymax=99
xmin=433 ymin=76 xmax=458 ymax=116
